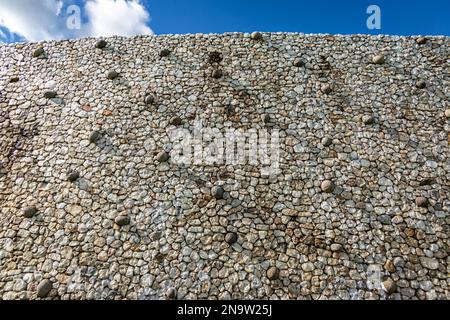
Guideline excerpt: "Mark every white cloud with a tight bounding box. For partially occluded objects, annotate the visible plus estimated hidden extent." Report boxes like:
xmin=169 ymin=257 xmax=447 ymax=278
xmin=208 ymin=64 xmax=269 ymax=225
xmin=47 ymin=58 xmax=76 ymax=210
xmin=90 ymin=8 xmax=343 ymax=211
xmin=0 ymin=0 xmax=153 ymax=42
xmin=85 ymin=0 xmax=153 ymax=37
xmin=0 ymin=0 xmax=66 ymax=42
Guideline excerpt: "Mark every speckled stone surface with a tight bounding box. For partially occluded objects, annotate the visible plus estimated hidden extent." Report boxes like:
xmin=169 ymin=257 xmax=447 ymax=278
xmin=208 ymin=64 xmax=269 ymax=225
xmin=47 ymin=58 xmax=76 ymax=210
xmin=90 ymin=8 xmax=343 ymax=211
xmin=0 ymin=33 xmax=449 ymax=300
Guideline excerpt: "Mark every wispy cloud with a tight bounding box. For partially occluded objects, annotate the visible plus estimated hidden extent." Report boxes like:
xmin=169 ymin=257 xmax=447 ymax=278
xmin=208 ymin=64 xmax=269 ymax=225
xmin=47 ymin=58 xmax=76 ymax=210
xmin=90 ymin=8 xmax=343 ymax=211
xmin=0 ymin=0 xmax=153 ymax=42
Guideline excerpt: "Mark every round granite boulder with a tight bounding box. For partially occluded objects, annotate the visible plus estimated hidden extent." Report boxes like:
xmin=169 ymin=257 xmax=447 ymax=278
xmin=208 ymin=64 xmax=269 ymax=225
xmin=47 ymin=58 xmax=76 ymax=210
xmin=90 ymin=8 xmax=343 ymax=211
xmin=211 ymin=186 xmax=224 ymax=199
xmin=95 ymin=39 xmax=107 ymax=49
xmin=225 ymin=232 xmax=238 ymax=244
xmin=23 ymin=207 xmax=38 ymax=218
xmin=266 ymin=266 xmax=279 ymax=280
xmin=372 ymin=54 xmax=385 ymax=64
xmin=106 ymin=70 xmax=119 ymax=80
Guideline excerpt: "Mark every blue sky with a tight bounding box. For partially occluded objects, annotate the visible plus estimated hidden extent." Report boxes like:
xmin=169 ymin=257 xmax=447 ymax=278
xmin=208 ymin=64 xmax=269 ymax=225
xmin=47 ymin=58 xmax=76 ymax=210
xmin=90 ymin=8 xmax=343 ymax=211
xmin=148 ymin=0 xmax=450 ymax=36
xmin=0 ymin=0 xmax=449 ymax=43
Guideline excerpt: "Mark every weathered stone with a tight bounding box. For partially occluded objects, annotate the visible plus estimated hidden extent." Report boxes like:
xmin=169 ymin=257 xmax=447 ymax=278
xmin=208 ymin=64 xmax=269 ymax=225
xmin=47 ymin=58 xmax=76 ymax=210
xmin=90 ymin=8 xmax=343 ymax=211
xmin=106 ymin=70 xmax=119 ymax=80
xmin=321 ymin=180 xmax=335 ymax=193
xmin=250 ymin=32 xmax=263 ymax=40
xmin=89 ymin=131 xmax=102 ymax=143
xmin=378 ymin=215 xmax=391 ymax=225
xmin=384 ymin=260 xmax=396 ymax=273
xmin=169 ymin=116 xmax=182 ymax=126
xmin=115 ymin=215 xmax=130 ymax=226
xmin=44 ymin=91 xmax=57 ymax=99
xmin=67 ymin=204 xmax=82 ymax=215
xmin=321 ymin=84 xmax=332 ymax=94
xmin=33 ymin=47 xmax=45 ymax=57
xmin=156 ymin=150 xmax=170 ymax=162
xmin=23 ymin=207 xmax=38 ymax=218
xmin=212 ymin=69 xmax=223 ymax=79
xmin=225 ymin=232 xmax=238 ymax=244
xmin=266 ymin=266 xmax=279 ymax=280
xmin=418 ymin=177 xmax=434 ymax=186
xmin=416 ymin=37 xmax=427 ymax=44
xmin=293 ymin=58 xmax=304 ymax=67
xmin=211 ymin=186 xmax=224 ymax=199
xmin=405 ymin=228 xmax=415 ymax=237
xmin=95 ymin=39 xmax=107 ymax=49
xmin=362 ymin=115 xmax=376 ymax=125
xmin=0 ymin=161 xmax=5 ymax=177
xmin=415 ymin=197 xmax=428 ymax=208
xmin=321 ymin=136 xmax=332 ymax=147
xmin=166 ymin=287 xmax=177 ymax=299
xmin=415 ymin=229 xmax=425 ymax=240
xmin=419 ymin=257 xmax=439 ymax=270
xmin=372 ymin=54 xmax=385 ymax=64
xmin=416 ymin=80 xmax=427 ymax=89
xmin=301 ymin=262 xmax=314 ymax=272
xmin=36 ymin=279 xmax=52 ymax=298
xmin=144 ymin=95 xmax=155 ymax=104
xmin=208 ymin=51 xmax=223 ymax=63
xmin=330 ymin=243 xmax=343 ymax=252
xmin=444 ymin=109 xmax=450 ymax=118
xmin=160 ymin=49 xmax=171 ymax=57
xmin=382 ymin=279 xmax=397 ymax=294
xmin=67 ymin=170 xmax=80 ymax=182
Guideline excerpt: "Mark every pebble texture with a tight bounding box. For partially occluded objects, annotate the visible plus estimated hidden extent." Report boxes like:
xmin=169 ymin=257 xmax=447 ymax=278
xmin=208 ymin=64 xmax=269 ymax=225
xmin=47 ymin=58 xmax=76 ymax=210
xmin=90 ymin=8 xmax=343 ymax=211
xmin=0 ymin=33 xmax=449 ymax=300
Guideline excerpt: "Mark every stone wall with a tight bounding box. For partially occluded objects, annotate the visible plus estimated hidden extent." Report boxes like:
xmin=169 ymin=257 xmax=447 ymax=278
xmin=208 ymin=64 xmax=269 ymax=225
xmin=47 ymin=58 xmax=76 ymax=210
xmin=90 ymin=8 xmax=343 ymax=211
xmin=0 ymin=33 xmax=449 ymax=300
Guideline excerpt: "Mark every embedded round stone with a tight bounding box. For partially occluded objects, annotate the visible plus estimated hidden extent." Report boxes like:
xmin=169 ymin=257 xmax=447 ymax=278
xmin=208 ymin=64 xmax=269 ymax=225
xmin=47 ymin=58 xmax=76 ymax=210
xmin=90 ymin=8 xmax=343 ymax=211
xmin=33 ymin=47 xmax=45 ymax=57
xmin=159 ymin=49 xmax=171 ymax=57
xmin=382 ymin=279 xmax=397 ymax=295
xmin=250 ymin=32 xmax=263 ymax=40
xmin=114 ymin=215 xmax=130 ymax=226
xmin=416 ymin=80 xmax=427 ymax=89
xmin=106 ymin=70 xmax=119 ymax=80
xmin=293 ymin=58 xmax=304 ymax=67
xmin=362 ymin=115 xmax=376 ymax=125
xmin=67 ymin=170 xmax=80 ymax=182
xmin=44 ymin=91 xmax=57 ymax=99
xmin=156 ymin=150 xmax=170 ymax=162
xmin=208 ymin=51 xmax=223 ymax=64
xmin=212 ymin=69 xmax=223 ymax=79
xmin=0 ymin=161 xmax=5 ymax=177
xmin=445 ymin=109 xmax=450 ymax=118
xmin=166 ymin=287 xmax=177 ymax=299
xmin=23 ymin=207 xmax=38 ymax=218
xmin=10 ymin=76 xmax=19 ymax=83
xmin=415 ymin=197 xmax=428 ymax=207
xmin=418 ymin=177 xmax=434 ymax=186
xmin=170 ymin=116 xmax=182 ymax=126
xmin=225 ymin=232 xmax=238 ymax=244
xmin=37 ymin=279 xmax=52 ymax=298
xmin=321 ymin=136 xmax=332 ymax=147
xmin=95 ymin=39 xmax=107 ymax=49
xmin=321 ymin=84 xmax=332 ymax=94
xmin=144 ymin=95 xmax=155 ymax=104
xmin=320 ymin=180 xmax=335 ymax=193
xmin=89 ymin=131 xmax=102 ymax=143
xmin=372 ymin=54 xmax=385 ymax=64
xmin=211 ymin=186 xmax=224 ymax=199
xmin=330 ymin=243 xmax=343 ymax=252
xmin=262 ymin=114 xmax=270 ymax=123
xmin=416 ymin=37 xmax=427 ymax=45
xmin=266 ymin=266 xmax=279 ymax=280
